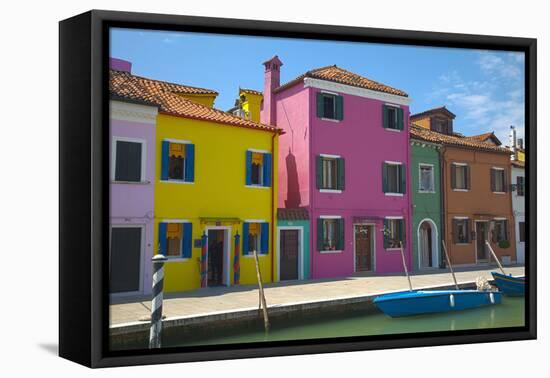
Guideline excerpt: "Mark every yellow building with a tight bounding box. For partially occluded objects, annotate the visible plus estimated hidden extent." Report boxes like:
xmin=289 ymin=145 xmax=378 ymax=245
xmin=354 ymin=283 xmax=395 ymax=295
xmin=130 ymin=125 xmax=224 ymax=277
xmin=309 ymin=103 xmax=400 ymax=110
xmin=110 ymin=70 xmax=281 ymax=293
xmin=228 ymin=88 xmax=263 ymax=123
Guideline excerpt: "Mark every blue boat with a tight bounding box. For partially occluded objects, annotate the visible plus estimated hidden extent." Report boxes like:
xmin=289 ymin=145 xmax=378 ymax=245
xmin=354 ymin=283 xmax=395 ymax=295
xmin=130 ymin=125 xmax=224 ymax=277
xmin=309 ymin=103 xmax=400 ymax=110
xmin=491 ymin=272 xmax=525 ymax=296
xmin=373 ymin=290 xmax=502 ymax=317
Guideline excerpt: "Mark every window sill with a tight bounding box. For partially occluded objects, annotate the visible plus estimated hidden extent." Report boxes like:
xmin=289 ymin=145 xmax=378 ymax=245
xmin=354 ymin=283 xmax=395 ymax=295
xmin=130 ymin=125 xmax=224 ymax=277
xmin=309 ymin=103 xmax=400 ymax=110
xmin=418 ymin=190 xmax=436 ymax=194
xmin=452 ymin=189 xmax=469 ymax=192
xmin=243 ymin=253 xmax=268 ymax=257
xmin=493 ymin=192 xmax=506 ymax=195
xmin=455 ymin=243 xmax=471 ymax=246
xmin=245 ymin=185 xmax=270 ymax=189
xmin=385 ymin=192 xmax=404 ymax=197
xmin=111 ymin=180 xmax=150 ymax=185
xmin=320 ymin=117 xmax=341 ymax=123
xmin=320 ymin=250 xmax=343 ymax=254
xmin=319 ymin=189 xmax=343 ymax=193
xmin=160 ymin=180 xmax=194 ymax=185
xmin=164 ymin=257 xmax=191 ymax=262
xmin=385 ymin=248 xmax=403 ymax=251
xmin=384 ymin=127 xmax=402 ymax=133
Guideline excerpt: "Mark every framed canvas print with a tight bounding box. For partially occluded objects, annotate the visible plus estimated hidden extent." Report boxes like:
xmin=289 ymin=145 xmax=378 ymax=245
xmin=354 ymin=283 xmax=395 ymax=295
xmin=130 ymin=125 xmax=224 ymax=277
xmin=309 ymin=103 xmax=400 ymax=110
xmin=59 ymin=9 xmax=536 ymax=368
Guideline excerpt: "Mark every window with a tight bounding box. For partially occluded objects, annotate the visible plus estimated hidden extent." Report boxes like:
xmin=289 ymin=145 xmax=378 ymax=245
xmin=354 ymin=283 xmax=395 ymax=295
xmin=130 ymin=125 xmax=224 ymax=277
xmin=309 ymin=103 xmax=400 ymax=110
xmin=452 ymin=218 xmax=470 ymax=244
xmin=451 ymin=163 xmax=470 ymax=190
xmin=316 ymin=92 xmax=343 ymax=120
xmin=243 ymin=222 xmax=269 ymax=254
xmin=317 ymin=218 xmax=344 ymax=252
xmin=384 ymin=218 xmax=405 ymax=249
xmin=113 ymin=139 xmax=144 ymax=182
xmin=246 ymin=151 xmax=272 ymax=187
xmin=161 ymin=141 xmax=195 ymax=182
xmin=431 ymin=117 xmax=452 ymax=135
xmin=519 ymin=221 xmax=525 ymax=242
xmin=383 ymin=162 xmax=405 ymax=194
xmin=491 ymin=168 xmax=506 ymax=193
xmin=317 ymin=155 xmax=345 ymax=191
xmin=492 ymin=220 xmax=508 ymax=243
xmin=383 ymin=105 xmax=404 ymax=130
xmin=517 ymin=176 xmax=525 ymax=196
xmin=158 ymin=222 xmax=192 ymax=258
xmin=419 ymin=164 xmax=434 ymax=192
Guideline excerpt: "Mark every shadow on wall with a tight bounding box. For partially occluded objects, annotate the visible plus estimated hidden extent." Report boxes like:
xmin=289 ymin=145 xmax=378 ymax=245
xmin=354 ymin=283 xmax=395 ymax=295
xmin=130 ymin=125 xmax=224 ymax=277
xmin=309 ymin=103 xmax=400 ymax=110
xmin=285 ymin=148 xmax=301 ymax=208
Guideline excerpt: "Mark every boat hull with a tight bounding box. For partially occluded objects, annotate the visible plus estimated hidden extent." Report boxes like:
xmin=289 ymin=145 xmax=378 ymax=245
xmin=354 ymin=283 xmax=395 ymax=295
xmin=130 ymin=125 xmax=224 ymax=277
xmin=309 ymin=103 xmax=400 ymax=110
xmin=373 ymin=290 xmax=502 ymax=317
xmin=491 ymin=272 xmax=525 ymax=296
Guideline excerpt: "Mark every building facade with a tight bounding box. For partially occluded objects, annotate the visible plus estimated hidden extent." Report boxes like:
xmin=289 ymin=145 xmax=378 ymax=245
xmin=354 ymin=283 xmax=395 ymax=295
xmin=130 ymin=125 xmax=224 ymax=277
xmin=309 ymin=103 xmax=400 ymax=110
xmin=410 ymin=139 xmax=442 ymax=271
xmin=261 ymin=56 xmax=413 ymax=278
xmin=110 ymin=61 xmax=281 ymax=293
xmin=411 ymin=107 xmax=516 ymax=267
xmin=509 ymin=126 xmax=526 ymax=264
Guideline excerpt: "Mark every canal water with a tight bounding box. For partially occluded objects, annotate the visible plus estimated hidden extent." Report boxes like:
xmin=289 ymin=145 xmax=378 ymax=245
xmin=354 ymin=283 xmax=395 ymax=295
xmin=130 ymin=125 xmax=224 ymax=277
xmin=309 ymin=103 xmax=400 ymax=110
xmin=157 ymin=296 xmax=524 ymax=348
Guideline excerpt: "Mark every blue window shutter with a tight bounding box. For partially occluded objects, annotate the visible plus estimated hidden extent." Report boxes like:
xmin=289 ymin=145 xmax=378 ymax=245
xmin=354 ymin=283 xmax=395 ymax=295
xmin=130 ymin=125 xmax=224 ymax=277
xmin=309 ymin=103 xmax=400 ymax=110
xmin=262 ymin=152 xmax=272 ymax=187
xmin=245 ymin=151 xmax=252 ymax=185
xmin=182 ymin=223 xmax=192 ymax=258
xmin=159 ymin=222 xmax=167 ymax=255
xmin=261 ymin=222 xmax=269 ymax=254
xmin=242 ymin=222 xmax=249 ymax=255
xmin=185 ymin=144 xmax=195 ymax=182
xmin=161 ymin=141 xmax=170 ymax=180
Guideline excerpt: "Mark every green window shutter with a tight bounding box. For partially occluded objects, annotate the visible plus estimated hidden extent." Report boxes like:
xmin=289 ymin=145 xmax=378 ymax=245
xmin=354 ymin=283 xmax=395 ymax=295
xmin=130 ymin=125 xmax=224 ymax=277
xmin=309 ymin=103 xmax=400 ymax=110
xmin=399 ymin=164 xmax=406 ymax=194
xmin=382 ymin=104 xmax=388 ymax=128
xmin=451 ymin=164 xmax=457 ymax=189
xmin=317 ymin=92 xmax=324 ymax=118
xmin=502 ymin=170 xmax=508 ymax=193
xmin=316 ymin=156 xmax=323 ymax=189
xmin=490 ymin=169 xmax=496 ymax=192
xmin=317 ymin=218 xmax=324 ymax=251
xmin=337 ymin=218 xmax=345 ymax=250
xmin=465 ymin=165 xmax=471 ymax=190
xmin=335 ymin=95 xmax=344 ymax=120
xmin=465 ymin=220 xmax=471 ymax=243
xmin=399 ymin=219 xmax=405 ymax=247
xmin=383 ymin=219 xmax=389 ymax=248
xmin=382 ymin=162 xmax=388 ymax=193
xmin=337 ymin=157 xmax=345 ymax=190
xmin=397 ymin=108 xmax=404 ymax=130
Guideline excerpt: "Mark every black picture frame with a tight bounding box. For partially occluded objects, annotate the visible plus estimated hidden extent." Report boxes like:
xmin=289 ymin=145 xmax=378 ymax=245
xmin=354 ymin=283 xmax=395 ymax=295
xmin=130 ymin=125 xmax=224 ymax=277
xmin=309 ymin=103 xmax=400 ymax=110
xmin=59 ymin=9 xmax=536 ymax=368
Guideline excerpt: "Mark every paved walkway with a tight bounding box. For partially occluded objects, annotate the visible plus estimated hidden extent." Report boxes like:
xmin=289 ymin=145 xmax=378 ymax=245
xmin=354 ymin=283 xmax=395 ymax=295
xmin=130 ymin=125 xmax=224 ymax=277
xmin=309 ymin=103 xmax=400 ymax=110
xmin=110 ymin=265 xmax=524 ymax=326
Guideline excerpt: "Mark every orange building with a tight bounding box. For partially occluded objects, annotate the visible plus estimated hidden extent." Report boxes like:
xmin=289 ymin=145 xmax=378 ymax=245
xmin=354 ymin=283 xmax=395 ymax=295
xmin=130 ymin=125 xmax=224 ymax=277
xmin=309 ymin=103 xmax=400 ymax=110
xmin=411 ymin=107 xmax=516 ymax=267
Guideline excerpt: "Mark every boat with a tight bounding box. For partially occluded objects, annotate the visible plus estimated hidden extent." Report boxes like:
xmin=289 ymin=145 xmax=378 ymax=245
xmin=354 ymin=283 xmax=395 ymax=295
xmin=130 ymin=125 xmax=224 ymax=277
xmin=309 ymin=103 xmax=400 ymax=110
xmin=373 ymin=289 xmax=502 ymax=317
xmin=491 ymin=272 xmax=525 ymax=296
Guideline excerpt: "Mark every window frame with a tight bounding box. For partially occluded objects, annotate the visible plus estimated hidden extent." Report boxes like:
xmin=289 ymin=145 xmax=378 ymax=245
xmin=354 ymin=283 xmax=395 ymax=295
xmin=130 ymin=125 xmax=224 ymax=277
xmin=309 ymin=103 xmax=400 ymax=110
xmin=111 ymin=136 xmax=147 ymax=183
xmin=160 ymin=219 xmax=192 ymax=261
xmin=319 ymin=216 xmax=343 ymax=253
xmin=384 ymin=217 xmax=405 ymax=250
xmin=492 ymin=167 xmax=506 ymax=194
xmin=517 ymin=175 xmax=525 ymax=196
xmin=453 ymin=217 xmax=470 ymax=245
xmin=493 ymin=219 xmax=508 ymax=243
xmin=383 ymin=104 xmax=403 ymax=132
xmin=418 ymin=163 xmax=435 ymax=193
xmin=384 ymin=161 xmax=404 ymax=196
xmin=452 ymin=162 xmax=469 ymax=191
xmin=246 ymin=148 xmax=271 ymax=189
xmin=161 ymin=139 xmax=195 ymax=184
xmin=519 ymin=221 xmax=525 ymax=243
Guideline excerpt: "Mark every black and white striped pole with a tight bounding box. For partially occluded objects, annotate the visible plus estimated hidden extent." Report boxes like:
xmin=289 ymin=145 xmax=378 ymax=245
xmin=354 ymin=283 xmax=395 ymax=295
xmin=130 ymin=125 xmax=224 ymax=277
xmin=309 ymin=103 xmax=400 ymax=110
xmin=149 ymin=253 xmax=167 ymax=349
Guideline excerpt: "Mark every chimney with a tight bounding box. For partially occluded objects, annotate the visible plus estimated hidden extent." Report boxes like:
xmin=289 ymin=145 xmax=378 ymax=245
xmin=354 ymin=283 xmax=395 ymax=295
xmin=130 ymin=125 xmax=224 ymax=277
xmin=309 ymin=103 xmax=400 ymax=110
xmin=509 ymin=125 xmax=517 ymax=159
xmin=110 ymin=57 xmax=132 ymax=73
xmin=261 ymin=55 xmax=283 ymax=125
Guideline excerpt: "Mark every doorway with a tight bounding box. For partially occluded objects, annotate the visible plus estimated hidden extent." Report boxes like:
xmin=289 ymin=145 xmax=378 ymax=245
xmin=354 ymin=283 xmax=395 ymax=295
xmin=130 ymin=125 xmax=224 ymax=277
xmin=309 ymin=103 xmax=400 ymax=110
xmin=354 ymin=224 xmax=374 ymax=272
xmin=207 ymin=229 xmax=227 ymax=287
xmin=418 ymin=219 xmax=438 ymax=269
xmin=476 ymin=221 xmax=489 ymax=262
xmin=280 ymin=229 xmax=300 ymax=280
xmin=110 ymin=226 xmax=143 ymax=294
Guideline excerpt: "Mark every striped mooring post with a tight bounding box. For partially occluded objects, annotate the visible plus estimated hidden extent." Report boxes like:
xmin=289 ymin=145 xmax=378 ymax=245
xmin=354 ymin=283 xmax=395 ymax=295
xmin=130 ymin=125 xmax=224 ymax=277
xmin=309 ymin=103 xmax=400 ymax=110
xmin=200 ymin=232 xmax=208 ymax=288
xmin=233 ymin=233 xmax=240 ymax=285
xmin=149 ymin=254 xmax=167 ymax=349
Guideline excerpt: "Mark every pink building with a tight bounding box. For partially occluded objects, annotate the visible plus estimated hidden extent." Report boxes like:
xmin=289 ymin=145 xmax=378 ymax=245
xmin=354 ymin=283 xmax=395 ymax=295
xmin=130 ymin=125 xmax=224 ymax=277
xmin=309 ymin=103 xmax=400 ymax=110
xmin=262 ymin=56 xmax=413 ymax=278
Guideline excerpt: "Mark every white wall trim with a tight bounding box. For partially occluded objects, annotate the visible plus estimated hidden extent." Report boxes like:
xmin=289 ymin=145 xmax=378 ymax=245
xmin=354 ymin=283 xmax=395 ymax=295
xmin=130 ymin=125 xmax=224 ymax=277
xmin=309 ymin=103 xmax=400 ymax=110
xmin=204 ymin=226 xmax=232 ymax=287
xmin=160 ymin=219 xmax=191 ymax=223
xmin=320 ymin=189 xmax=343 ymax=194
xmin=452 ymin=162 xmax=468 ymax=166
xmin=320 ymin=153 xmax=341 ymax=159
xmin=417 ymin=218 xmax=439 ymax=270
xmin=304 ymin=77 xmax=411 ymax=105
xmin=385 ymin=216 xmax=404 ymax=219
xmin=319 ymin=215 xmax=342 ymax=219
xmin=109 ymin=224 xmax=146 ymax=297
xmin=384 ymin=160 xmax=403 ymax=165
xmin=163 ymin=138 xmax=193 ymax=144
xmin=418 ymin=163 xmax=435 ymax=192
xmin=110 ymin=100 xmax=158 ymax=124
xmin=247 ymin=148 xmax=271 ymax=154
xmin=453 ymin=216 xmax=469 ymax=220
xmin=244 ymin=219 xmax=266 ymax=223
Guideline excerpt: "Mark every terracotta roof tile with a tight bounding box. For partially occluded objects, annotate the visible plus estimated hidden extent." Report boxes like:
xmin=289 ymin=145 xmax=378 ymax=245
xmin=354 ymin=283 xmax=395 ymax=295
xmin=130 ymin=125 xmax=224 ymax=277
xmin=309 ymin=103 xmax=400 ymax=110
xmin=410 ymin=106 xmax=456 ymax=120
xmin=240 ymin=88 xmax=263 ymax=96
xmin=275 ymin=65 xmax=408 ymax=97
xmin=410 ymin=124 xmax=510 ymax=154
xmin=110 ymin=70 xmax=281 ymax=133
xmin=465 ymin=132 xmax=502 ymax=146
xmin=111 ymin=69 xmax=218 ymax=95
xmin=511 ymin=160 xmax=525 ymax=168
xmin=277 ymin=208 xmax=309 ymax=221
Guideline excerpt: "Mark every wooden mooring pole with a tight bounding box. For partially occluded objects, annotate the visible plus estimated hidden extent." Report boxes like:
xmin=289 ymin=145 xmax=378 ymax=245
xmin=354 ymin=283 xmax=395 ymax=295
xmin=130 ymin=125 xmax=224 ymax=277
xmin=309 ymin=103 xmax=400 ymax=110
xmin=399 ymin=241 xmax=413 ymax=292
xmin=442 ymin=240 xmax=459 ymax=290
xmin=485 ymin=240 xmax=507 ymax=275
xmin=253 ymin=249 xmax=270 ymax=332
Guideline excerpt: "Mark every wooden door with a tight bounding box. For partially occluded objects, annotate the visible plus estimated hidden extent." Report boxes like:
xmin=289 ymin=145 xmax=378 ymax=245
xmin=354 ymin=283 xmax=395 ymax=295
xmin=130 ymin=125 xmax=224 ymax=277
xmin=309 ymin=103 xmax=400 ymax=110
xmin=355 ymin=225 xmax=373 ymax=272
xmin=280 ymin=230 xmax=299 ymax=280
xmin=476 ymin=222 xmax=489 ymax=261
xmin=420 ymin=222 xmax=433 ymax=268
xmin=208 ymin=230 xmax=225 ymax=286
xmin=110 ymin=227 xmax=142 ymax=293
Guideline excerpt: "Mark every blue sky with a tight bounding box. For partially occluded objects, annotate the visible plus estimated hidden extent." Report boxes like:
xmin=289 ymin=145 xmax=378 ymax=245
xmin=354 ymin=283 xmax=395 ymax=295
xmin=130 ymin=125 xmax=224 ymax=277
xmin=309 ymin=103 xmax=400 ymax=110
xmin=111 ymin=28 xmax=525 ymax=143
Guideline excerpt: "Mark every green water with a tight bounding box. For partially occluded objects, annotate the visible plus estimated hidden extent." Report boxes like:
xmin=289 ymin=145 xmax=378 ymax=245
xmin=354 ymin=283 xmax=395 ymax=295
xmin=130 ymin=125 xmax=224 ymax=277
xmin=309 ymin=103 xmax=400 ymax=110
xmin=162 ymin=296 xmax=524 ymax=348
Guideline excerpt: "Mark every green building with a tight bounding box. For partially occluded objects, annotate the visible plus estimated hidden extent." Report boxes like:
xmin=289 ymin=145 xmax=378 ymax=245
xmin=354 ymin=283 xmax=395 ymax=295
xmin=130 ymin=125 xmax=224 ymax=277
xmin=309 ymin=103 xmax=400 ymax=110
xmin=276 ymin=208 xmax=310 ymax=281
xmin=410 ymin=139 xmax=442 ymax=271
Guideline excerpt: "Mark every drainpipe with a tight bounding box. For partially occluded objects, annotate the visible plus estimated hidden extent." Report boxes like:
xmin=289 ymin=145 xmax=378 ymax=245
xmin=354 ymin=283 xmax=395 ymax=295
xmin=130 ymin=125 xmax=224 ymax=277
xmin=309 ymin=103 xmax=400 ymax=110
xmin=439 ymin=146 xmax=446 ymax=268
xmin=271 ymin=131 xmax=277 ymax=283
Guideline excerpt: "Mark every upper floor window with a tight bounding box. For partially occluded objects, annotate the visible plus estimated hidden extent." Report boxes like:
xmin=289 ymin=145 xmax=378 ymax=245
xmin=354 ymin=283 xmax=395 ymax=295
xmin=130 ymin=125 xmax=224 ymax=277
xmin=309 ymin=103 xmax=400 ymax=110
xmin=161 ymin=141 xmax=195 ymax=183
xmin=451 ymin=163 xmax=470 ymax=190
xmin=246 ymin=150 xmax=272 ymax=187
xmin=383 ymin=105 xmax=404 ymax=131
xmin=431 ymin=117 xmax=452 ymax=135
xmin=419 ymin=164 xmax=434 ymax=192
xmin=317 ymin=217 xmax=344 ymax=252
xmin=316 ymin=92 xmax=343 ymax=121
xmin=113 ymin=138 xmax=145 ymax=182
xmin=383 ymin=218 xmax=405 ymax=249
xmin=491 ymin=168 xmax=507 ymax=193
xmin=383 ymin=162 xmax=405 ymax=194
xmin=516 ymin=176 xmax=525 ymax=196
xmin=158 ymin=221 xmax=192 ymax=258
xmin=316 ymin=155 xmax=345 ymax=191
